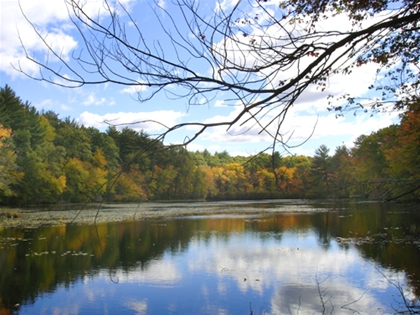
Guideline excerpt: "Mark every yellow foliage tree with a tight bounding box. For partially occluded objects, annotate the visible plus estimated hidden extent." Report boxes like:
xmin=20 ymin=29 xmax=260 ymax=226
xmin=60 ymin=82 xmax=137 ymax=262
xmin=0 ymin=125 xmax=23 ymax=199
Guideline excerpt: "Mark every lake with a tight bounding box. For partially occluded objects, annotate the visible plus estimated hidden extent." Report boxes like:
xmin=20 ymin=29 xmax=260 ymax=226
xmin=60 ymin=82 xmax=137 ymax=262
xmin=0 ymin=200 xmax=419 ymax=314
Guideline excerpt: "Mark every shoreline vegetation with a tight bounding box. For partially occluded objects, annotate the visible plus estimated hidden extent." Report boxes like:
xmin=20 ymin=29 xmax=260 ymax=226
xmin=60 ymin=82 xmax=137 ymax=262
xmin=1 ymin=85 xmax=420 ymax=206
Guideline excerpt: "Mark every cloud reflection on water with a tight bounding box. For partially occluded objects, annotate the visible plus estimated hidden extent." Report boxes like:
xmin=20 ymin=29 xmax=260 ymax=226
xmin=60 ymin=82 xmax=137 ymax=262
xmin=182 ymin=231 xmax=396 ymax=313
xmin=124 ymin=299 xmax=148 ymax=315
xmin=83 ymin=230 xmax=398 ymax=314
xmin=270 ymin=282 xmax=378 ymax=315
xmin=101 ymin=259 xmax=182 ymax=286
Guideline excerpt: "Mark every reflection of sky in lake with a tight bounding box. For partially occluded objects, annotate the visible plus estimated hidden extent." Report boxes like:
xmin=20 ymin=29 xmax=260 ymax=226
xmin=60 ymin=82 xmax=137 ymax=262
xmin=18 ymin=229 xmax=411 ymax=315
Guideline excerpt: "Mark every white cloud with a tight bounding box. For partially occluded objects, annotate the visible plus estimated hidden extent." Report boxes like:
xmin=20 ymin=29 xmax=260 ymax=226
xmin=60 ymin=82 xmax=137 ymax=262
xmin=185 ymin=142 xmax=205 ymax=152
xmin=61 ymin=104 xmax=72 ymax=111
xmin=121 ymin=85 xmax=148 ymax=94
xmin=185 ymin=95 xmax=399 ymax=154
xmin=0 ymin=0 xmax=77 ymax=78
xmin=190 ymin=10 xmax=397 ymax=153
xmin=205 ymin=9 xmax=401 ymax=154
xmin=0 ymin=0 xmax=139 ymax=78
xmin=286 ymin=109 xmax=399 ymax=142
xmin=156 ymin=0 xmax=166 ymax=9
xmin=214 ymin=100 xmax=228 ymax=107
xmin=215 ymin=0 xmax=240 ymax=13
xmin=32 ymin=97 xmax=73 ymax=113
xmin=209 ymin=7 xmax=391 ymax=117
xmin=82 ymin=93 xmax=114 ymax=106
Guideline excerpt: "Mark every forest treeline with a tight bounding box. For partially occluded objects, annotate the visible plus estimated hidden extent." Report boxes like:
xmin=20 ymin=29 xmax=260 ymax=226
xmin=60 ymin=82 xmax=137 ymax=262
xmin=0 ymin=85 xmax=419 ymax=204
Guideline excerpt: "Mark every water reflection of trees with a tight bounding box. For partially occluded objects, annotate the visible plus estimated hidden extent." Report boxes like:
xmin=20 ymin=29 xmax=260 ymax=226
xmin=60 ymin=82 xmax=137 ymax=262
xmin=0 ymin=203 xmax=419 ymax=313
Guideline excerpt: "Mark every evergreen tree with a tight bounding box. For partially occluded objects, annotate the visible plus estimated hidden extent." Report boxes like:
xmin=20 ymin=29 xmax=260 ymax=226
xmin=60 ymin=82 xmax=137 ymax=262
xmin=309 ymin=145 xmax=332 ymax=198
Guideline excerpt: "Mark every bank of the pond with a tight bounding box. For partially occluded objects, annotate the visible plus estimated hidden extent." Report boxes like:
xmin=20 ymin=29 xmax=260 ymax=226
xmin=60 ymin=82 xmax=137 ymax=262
xmin=0 ymin=199 xmax=340 ymax=229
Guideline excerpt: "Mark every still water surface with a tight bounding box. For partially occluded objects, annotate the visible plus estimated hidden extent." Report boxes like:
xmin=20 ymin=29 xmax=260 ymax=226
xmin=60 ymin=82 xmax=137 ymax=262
xmin=1 ymin=200 xmax=419 ymax=314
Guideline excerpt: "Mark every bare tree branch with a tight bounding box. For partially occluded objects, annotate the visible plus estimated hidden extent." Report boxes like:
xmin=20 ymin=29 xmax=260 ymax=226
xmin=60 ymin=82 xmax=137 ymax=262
xmin=15 ymin=0 xmax=420 ymax=152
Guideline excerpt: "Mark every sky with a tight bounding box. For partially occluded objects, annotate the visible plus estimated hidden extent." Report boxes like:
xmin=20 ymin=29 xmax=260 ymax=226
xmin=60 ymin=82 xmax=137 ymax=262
xmin=0 ymin=0 xmax=401 ymax=157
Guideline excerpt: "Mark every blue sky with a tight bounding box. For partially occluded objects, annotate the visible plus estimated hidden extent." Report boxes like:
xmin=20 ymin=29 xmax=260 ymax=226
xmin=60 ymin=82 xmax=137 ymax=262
xmin=0 ymin=0 xmax=401 ymax=156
